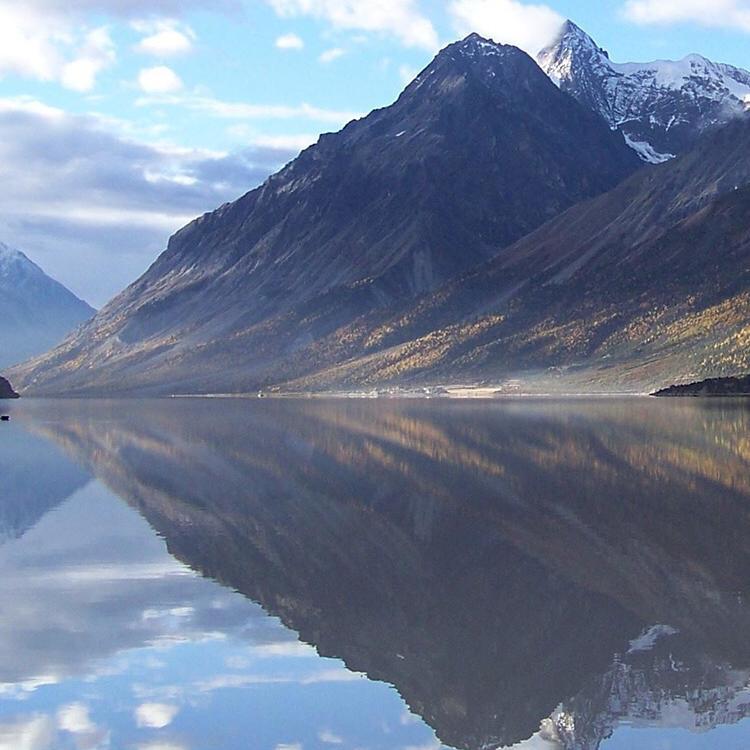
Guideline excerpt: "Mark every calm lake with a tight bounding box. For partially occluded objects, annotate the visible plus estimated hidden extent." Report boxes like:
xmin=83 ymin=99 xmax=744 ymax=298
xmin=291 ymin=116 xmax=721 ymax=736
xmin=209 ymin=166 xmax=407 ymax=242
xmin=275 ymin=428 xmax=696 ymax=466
xmin=2 ymin=397 xmax=750 ymax=750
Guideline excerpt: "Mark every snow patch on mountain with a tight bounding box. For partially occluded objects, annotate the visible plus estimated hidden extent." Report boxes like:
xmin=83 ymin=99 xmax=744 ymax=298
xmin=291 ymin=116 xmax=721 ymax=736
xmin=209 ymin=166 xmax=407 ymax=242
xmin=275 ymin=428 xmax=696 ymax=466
xmin=628 ymin=624 xmax=679 ymax=653
xmin=623 ymin=135 xmax=674 ymax=165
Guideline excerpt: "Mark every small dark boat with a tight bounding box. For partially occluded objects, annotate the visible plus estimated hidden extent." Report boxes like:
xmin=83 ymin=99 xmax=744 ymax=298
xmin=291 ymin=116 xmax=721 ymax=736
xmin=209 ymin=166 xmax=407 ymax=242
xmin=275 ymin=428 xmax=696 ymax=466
xmin=0 ymin=416 xmax=9 ymax=422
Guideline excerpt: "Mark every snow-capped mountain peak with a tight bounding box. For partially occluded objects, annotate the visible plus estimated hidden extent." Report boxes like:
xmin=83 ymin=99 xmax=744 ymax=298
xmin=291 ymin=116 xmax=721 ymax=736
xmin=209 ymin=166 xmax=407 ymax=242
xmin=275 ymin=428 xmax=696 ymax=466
xmin=538 ymin=20 xmax=610 ymax=86
xmin=538 ymin=20 xmax=750 ymax=163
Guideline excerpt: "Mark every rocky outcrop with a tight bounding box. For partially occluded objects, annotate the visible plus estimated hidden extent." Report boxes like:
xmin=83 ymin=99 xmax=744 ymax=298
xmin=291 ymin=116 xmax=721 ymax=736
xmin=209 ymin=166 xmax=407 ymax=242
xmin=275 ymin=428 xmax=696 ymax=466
xmin=654 ymin=374 xmax=750 ymax=396
xmin=0 ymin=376 xmax=18 ymax=399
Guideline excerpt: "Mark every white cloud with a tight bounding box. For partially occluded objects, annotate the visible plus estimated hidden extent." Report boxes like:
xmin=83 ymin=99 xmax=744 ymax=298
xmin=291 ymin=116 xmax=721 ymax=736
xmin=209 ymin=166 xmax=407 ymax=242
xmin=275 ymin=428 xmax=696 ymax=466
xmin=252 ymin=133 xmax=318 ymax=150
xmin=399 ymin=64 xmax=418 ymax=84
xmin=0 ymin=6 xmax=115 ymax=90
xmin=0 ymin=95 xmax=299 ymax=304
xmin=8 ymin=0 xmax=236 ymax=14
xmin=449 ymin=0 xmax=564 ymax=54
xmin=252 ymin=641 xmax=318 ymax=657
xmin=0 ymin=715 xmax=55 ymax=750
xmin=57 ymin=703 xmax=95 ymax=734
xmin=138 ymin=65 xmax=184 ymax=94
xmin=276 ymin=32 xmax=305 ymax=50
xmin=194 ymin=667 xmax=363 ymax=693
xmin=61 ymin=26 xmax=115 ymax=92
xmin=623 ymin=0 xmax=750 ymax=31
xmin=135 ymin=20 xmax=196 ymax=56
xmin=135 ymin=703 xmax=179 ymax=729
xmin=318 ymin=730 xmax=343 ymax=744
xmin=138 ymin=92 xmax=360 ymax=125
xmin=319 ymin=47 xmax=345 ymax=63
xmin=0 ymin=6 xmax=64 ymax=81
xmin=265 ymin=0 xmax=439 ymax=50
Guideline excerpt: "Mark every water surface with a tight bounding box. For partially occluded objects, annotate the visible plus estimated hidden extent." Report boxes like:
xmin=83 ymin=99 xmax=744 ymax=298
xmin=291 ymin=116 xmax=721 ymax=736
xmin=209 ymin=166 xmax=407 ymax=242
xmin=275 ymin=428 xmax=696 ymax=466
xmin=2 ymin=397 xmax=750 ymax=750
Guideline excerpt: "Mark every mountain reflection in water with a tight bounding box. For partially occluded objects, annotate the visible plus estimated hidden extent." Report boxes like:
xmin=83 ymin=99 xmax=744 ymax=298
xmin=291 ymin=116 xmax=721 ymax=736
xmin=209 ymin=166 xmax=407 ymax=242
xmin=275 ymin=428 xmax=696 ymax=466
xmin=5 ymin=397 xmax=750 ymax=750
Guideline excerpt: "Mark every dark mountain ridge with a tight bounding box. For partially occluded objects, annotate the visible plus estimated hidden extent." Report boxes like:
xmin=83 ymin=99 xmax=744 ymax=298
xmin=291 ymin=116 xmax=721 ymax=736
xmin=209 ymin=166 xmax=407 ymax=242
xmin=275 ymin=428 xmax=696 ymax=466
xmin=9 ymin=34 xmax=639 ymax=396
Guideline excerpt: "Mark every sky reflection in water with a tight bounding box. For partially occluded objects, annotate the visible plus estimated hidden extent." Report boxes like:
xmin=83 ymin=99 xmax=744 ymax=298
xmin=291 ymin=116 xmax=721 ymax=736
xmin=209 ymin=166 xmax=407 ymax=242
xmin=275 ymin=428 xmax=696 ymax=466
xmin=2 ymin=397 xmax=750 ymax=750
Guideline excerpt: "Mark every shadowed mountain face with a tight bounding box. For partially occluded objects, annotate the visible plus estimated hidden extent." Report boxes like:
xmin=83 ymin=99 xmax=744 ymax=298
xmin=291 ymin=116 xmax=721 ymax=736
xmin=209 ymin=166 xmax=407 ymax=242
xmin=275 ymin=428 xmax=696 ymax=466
xmin=21 ymin=397 xmax=750 ymax=749
xmin=10 ymin=35 xmax=638 ymax=396
xmin=279 ymin=115 xmax=750 ymax=394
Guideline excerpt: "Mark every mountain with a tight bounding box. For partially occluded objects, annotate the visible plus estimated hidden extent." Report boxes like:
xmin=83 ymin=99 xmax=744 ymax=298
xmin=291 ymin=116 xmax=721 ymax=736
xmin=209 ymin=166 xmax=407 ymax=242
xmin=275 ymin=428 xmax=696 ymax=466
xmin=8 ymin=34 xmax=639 ymax=396
xmin=0 ymin=243 xmax=95 ymax=369
xmin=538 ymin=20 xmax=750 ymax=163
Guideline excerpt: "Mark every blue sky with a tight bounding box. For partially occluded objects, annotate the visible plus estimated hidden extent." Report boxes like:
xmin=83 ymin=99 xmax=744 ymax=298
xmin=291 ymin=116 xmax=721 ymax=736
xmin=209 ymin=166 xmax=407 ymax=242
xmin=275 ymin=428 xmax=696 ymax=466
xmin=3 ymin=0 xmax=750 ymax=306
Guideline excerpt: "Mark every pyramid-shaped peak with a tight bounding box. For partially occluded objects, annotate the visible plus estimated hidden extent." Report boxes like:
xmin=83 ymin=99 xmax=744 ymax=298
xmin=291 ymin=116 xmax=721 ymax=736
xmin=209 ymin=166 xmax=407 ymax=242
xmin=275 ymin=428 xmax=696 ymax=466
xmin=542 ymin=19 xmax=608 ymax=58
xmin=434 ymin=32 xmax=536 ymax=71
xmin=407 ymin=32 xmax=540 ymax=89
xmin=560 ymin=19 xmax=589 ymax=38
xmin=460 ymin=31 xmax=496 ymax=46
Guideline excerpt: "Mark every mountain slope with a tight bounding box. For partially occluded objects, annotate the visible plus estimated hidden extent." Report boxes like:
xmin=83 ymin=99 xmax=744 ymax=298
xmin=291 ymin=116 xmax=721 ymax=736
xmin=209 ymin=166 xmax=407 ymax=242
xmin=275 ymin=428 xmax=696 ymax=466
xmin=0 ymin=243 xmax=95 ymax=368
xmin=538 ymin=21 xmax=750 ymax=162
xmin=281 ymin=115 xmax=750 ymax=393
xmin=9 ymin=34 xmax=639 ymax=396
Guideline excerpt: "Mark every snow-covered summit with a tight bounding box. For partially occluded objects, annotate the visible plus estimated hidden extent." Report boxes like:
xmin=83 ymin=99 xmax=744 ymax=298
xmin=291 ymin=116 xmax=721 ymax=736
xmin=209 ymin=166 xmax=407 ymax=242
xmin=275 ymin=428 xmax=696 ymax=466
xmin=538 ymin=20 xmax=750 ymax=162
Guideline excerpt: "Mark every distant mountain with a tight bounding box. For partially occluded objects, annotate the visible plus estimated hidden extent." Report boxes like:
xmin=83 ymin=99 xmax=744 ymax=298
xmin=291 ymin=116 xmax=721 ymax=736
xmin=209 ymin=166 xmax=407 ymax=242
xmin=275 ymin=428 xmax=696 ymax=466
xmin=538 ymin=20 xmax=750 ymax=163
xmin=0 ymin=243 xmax=95 ymax=369
xmin=9 ymin=34 xmax=639 ymax=396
